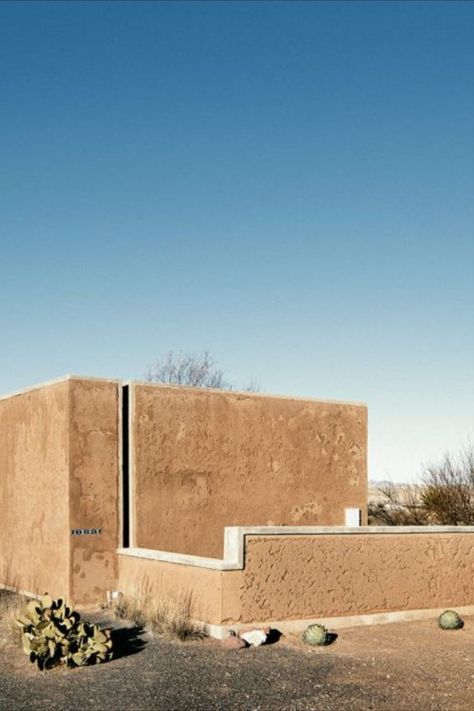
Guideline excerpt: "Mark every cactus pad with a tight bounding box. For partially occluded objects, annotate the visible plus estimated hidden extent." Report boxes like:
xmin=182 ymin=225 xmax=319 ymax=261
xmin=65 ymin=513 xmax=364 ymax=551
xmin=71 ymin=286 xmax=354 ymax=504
xmin=16 ymin=593 xmax=113 ymax=670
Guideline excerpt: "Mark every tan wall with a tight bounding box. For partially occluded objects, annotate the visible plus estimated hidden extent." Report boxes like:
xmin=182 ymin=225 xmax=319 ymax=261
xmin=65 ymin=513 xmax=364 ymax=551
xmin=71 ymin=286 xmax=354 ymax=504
xmin=225 ymin=533 xmax=474 ymax=623
xmin=69 ymin=379 xmax=120 ymax=605
xmin=132 ymin=384 xmax=367 ymax=557
xmin=118 ymin=554 xmax=224 ymax=624
xmin=0 ymin=377 xmax=120 ymax=606
xmin=117 ymin=531 xmax=474 ymax=627
xmin=118 ymin=533 xmax=474 ymax=625
xmin=0 ymin=381 xmax=70 ymax=600
xmin=2 ymin=375 xmax=373 ymax=610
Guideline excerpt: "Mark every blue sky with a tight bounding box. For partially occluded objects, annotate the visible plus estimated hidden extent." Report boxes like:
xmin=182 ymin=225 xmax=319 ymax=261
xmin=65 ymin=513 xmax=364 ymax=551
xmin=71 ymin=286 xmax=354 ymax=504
xmin=1 ymin=1 xmax=473 ymax=482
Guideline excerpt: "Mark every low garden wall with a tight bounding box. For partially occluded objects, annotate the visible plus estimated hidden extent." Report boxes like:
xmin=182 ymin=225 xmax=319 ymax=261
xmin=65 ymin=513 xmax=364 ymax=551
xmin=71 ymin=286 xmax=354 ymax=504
xmin=118 ymin=526 xmax=474 ymax=635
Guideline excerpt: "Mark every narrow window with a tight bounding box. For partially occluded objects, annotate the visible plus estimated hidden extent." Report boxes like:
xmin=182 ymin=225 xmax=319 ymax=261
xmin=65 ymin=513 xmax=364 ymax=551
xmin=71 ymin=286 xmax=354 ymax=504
xmin=121 ymin=384 xmax=130 ymax=547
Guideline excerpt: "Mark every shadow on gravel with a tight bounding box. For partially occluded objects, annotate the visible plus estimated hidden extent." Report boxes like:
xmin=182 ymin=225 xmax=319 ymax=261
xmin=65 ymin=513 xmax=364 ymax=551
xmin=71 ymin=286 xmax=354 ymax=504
xmin=266 ymin=628 xmax=283 ymax=645
xmin=110 ymin=625 xmax=147 ymax=660
xmin=324 ymin=632 xmax=338 ymax=646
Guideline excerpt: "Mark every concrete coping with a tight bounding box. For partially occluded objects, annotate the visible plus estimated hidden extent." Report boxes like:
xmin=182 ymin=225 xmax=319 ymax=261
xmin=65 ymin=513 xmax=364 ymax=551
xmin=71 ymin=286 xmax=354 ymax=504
xmin=0 ymin=373 xmax=367 ymax=408
xmin=0 ymin=374 xmax=122 ymax=403
xmin=118 ymin=525 xmax=474 ymax=571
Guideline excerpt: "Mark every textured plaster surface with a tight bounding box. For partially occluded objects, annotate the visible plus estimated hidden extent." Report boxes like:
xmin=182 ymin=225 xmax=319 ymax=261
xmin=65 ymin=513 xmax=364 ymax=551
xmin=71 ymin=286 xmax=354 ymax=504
xmin=0 ymin=382 xmax=70 ymax=599
xmin=132 ymin=384 xmax=367 ymax=557
xmin=117 ymin=553 xmax=224 ymax=624
xmin=69 ymin=379 xmax=120 ymax=605
xmin=228 ymin=533 xmax=474 ymax=623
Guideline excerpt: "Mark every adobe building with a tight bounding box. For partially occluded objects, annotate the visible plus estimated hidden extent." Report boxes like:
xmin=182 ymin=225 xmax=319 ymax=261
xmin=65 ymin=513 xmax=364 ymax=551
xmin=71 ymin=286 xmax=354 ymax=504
xmin=1 ymin=375 xmax=474 ymax=637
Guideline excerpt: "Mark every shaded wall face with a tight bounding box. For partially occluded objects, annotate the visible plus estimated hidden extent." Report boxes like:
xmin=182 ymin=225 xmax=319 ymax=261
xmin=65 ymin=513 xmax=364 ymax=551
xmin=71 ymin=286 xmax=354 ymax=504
xmin=227 ymin=533 xmax=474 ymax=623
xmin=69 ymin=379 xmax=120 ymax=605
xmin=0 ymin=382 xmax=70 ymax=599
xmin=117 ymin=554 xmax=224 ymax=624
xmin=132 ymin=385 xmax=368 ymax=558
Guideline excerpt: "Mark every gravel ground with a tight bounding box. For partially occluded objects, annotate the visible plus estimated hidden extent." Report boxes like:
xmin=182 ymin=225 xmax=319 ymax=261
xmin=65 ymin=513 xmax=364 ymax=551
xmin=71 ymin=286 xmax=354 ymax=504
xmin=1 ymin=597 xmax=474 ymax=711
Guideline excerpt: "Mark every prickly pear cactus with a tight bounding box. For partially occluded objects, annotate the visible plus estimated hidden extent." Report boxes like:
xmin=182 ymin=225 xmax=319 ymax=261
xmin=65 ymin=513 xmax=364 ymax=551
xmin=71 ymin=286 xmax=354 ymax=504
xmin=16 ymin=593 xmax=113 ymax=670
xmin=438 ymin=610 xmax=464 ymax=630
xmin=302 ymin=623 xmax=328 ymax=646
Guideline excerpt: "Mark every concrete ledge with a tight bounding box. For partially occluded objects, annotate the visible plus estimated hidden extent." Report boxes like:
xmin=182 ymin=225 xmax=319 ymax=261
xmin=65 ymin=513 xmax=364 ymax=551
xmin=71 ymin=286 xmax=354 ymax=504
xmin=120 ymin=525 xmax=474 ymax=572
xmin=224 ymin=525 xmax=474 ymax=569
xmin=128 ymin=379 xmax=367 ymax=408
xmin=202 ymin=604 xmax=474 ymax=640
xmin=0 ymin=375 xmax=71 ymax=403
xmin=117 ymin=546 xmax=241 ymax=570
xmin=0 ymin=374 xmax=367 ymax=408
xmin=0 ymin=374 xmax=122 ymax=403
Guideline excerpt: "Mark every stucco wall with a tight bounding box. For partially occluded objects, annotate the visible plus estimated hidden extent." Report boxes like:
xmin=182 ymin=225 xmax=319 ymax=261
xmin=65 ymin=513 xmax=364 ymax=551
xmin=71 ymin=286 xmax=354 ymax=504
xmin=117 ymin=530 xmax=474 ymax=628
xmin=0 ymin=377 xmax=120 ymax=606
xmin=69 ymin=379 xmax=120 ymax=605
xmin=118 ymin=553 xmax=224 ymax=623
xmin=131 ymin=384 xmax=367 ymax=558
xmin=226 ymin=532 xmax=474 ymax=623
xmin=0 ymin=381 xmax=70 ymax=599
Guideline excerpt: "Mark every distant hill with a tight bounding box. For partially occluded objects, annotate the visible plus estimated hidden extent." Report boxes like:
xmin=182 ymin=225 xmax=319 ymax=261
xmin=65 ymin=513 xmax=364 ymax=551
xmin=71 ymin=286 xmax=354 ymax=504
xmin=368 ymin=481 xmax=421 ymax=506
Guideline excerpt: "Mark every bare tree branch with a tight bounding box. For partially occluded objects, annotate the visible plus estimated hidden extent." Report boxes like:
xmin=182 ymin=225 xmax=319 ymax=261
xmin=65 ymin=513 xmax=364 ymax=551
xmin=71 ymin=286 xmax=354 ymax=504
xmin=368 ymin=483 xmax=428 ymax=525
xmin=144 ymin=350 xmax=259 ymax=392
xmin=369 ymin=444 xmax=474 ymax=526
xmin=420 ymin=445 xmax=474 ymax=525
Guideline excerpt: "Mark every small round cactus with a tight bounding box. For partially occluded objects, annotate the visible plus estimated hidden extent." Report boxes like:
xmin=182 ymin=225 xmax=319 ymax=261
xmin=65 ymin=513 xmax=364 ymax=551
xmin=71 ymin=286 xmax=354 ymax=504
xmin=302 ymin=623 xmax=328 ymax=646
xmin=438 ymin=610 xmax=464 ymax=630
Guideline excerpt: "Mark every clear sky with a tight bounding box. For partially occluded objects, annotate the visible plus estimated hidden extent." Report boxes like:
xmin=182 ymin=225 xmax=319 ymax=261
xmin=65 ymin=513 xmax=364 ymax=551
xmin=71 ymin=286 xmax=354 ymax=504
xmin=1 ymin=1 xmax=473 ymax=482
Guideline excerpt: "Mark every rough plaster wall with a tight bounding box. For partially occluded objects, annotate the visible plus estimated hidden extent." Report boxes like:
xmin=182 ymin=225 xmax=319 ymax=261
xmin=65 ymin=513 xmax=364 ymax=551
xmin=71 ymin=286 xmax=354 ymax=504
xmin=229 ymin=534 xmax=474 ymax=623
xmin=0 ymin=382 xmax=70 ymax=599
xmin=117 ymin=555 xmax=223 ymax=624
xmin=132 ymin=385 xmax=367 ymax=558
xmin=69 ymin=379 xmax=120 ymax=605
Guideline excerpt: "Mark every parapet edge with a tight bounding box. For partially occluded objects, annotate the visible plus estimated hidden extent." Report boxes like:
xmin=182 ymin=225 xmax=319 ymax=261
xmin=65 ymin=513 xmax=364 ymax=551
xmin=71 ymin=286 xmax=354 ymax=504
xmin=118 ymin=525 xmax=474 ymax=573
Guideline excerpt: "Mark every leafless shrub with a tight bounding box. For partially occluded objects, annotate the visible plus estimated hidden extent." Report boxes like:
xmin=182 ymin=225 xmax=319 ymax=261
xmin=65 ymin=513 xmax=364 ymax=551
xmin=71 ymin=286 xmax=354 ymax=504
xmin=421 ymin=445 xmax=474 ymax=525
xmin=369 ymin=445 xmax=474 ymax=526
xmin=144 ymin=350 xmax=259 ymax=392
xmin=368 ymin=483 xmax=428 ymax=525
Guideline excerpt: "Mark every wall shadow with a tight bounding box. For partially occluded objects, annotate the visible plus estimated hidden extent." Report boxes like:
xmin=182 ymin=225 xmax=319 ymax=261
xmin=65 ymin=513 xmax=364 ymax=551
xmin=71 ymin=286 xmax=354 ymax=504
xmin=110 ymin=625 xmax=147 ymax=660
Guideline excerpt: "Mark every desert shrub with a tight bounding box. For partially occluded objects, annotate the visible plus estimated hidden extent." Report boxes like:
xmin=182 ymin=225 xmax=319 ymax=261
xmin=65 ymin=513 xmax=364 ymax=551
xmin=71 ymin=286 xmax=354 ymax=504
xmin=0 ymin=592 xmax=25 ymax=648
xmin=421 ymin=447 xmax=474 ymax=525
xmin=114 ymin=581 xmax=206 ymax=641
xmin=369 ymin=445 xmax=474 ymax=526
xmin=17 ymin=593 xmax=113 ymax=670
xmin=368 ymin=483 xmax=428 ymax=525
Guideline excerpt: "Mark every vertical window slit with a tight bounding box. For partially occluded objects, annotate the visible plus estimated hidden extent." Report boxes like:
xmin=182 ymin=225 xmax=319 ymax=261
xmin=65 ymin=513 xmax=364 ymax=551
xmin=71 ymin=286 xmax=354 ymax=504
xmin=122 ymin=384 xmax=130 ymax=548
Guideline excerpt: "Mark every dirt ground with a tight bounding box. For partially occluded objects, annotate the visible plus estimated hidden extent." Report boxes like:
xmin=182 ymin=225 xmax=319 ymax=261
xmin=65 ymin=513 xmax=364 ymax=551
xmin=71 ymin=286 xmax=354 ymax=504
xmin=1 ymin=600 xmax=474 ymax=711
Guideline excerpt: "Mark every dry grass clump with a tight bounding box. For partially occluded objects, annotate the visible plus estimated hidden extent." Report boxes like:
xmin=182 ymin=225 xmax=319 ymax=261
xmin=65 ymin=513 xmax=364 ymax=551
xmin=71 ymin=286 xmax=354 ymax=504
xmin=114 ymin=582 xmax=206 ymax=642
xmin=0 ymin=591 xmax=26 ymax=648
